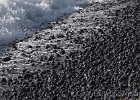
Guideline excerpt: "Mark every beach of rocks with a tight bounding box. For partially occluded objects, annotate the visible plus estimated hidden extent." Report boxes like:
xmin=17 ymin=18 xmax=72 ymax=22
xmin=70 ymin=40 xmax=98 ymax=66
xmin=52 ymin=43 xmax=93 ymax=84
xmin=0 ymin=0 xmax=140 ymax=100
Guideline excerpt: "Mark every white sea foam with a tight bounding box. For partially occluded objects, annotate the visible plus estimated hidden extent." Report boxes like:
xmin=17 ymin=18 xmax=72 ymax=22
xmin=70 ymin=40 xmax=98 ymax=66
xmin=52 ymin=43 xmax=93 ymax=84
xmin=0 ymin=0 xmax=108 ymax=45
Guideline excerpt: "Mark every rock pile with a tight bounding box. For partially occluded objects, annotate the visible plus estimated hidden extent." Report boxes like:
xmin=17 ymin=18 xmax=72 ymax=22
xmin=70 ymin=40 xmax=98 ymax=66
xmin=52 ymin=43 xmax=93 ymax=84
xmin=0 ymin=0 xmax=139 ymax=100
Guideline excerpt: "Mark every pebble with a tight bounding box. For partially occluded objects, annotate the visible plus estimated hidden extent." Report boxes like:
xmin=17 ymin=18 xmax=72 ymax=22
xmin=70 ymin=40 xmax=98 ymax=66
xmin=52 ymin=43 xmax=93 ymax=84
xmin=1 ymin=78 xmax=7 ymax=84
xmin=0 ymin=1 xmax=139 ymax=100
xmin=2 ymin=57 xmax=11 ymax=62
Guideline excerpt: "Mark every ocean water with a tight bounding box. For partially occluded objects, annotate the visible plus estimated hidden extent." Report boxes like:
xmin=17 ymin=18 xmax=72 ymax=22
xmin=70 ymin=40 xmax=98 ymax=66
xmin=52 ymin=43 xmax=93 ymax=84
xmin=0 ymin=0 xmax=108 ymax=46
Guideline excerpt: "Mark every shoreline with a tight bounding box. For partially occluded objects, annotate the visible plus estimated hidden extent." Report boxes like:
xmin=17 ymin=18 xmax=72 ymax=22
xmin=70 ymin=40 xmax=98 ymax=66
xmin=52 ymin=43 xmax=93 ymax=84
xmin=0 ymin=0 xmax=140 ymax=99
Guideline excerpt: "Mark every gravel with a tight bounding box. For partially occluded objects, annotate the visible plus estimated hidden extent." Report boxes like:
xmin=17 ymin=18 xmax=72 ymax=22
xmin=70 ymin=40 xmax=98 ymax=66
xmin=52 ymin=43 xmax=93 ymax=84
xmin=0 ymin=0 xmax=140 ymax=100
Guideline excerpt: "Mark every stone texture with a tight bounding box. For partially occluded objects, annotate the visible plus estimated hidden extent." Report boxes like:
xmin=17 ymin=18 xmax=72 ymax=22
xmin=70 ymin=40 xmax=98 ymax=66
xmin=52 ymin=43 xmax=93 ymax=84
xmin=0 ymin=0 xmax=139 ymax=100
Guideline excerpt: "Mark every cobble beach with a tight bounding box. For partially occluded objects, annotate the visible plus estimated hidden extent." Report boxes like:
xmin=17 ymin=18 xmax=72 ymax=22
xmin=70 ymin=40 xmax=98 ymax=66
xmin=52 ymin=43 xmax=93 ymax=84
xmin=0 ymin=0 xmax=140 ymax=99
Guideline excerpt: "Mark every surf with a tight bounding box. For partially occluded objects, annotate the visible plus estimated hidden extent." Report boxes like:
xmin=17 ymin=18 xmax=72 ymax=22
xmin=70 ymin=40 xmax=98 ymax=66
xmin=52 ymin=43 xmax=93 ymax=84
xmin=0 ymin=0 xmax=109 ymax=45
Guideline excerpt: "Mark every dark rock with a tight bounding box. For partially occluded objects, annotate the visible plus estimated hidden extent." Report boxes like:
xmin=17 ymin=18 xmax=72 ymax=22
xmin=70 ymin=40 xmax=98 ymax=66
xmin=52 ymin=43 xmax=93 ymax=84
xmin=34 ymin=35 xmax=41 ymax=40
xmin=137 ymin=87 xmax=140 ymax=92
xmin=56 ymin=34 xmax=65 ymax=38
xmin=48 ymin=25 xmax=53 ymax=29
xmin=46 ymin=44 xmax=50 ymax=49
xmin=48 ymin=55 xmax=54 ymax=61
xmin=2 ymin=57 xmax=11 ymax=62
xmin=22 ymin=87 xmax=30 ymax=93
xmin=36 ymin=45 xmax=41 ymax=48
xmin=1 ymin=78 xmax=7 ymax=84
xmin=40 ymin=71 xmax=47 ymax=77
xmin=60 ymin=48 xmax=66 ymax=54
xmin=79 ymin=29 xmax=86 ymax=34
xmin=52 ymin=45 xmax=59 ymax=49
xmin=27 ymin=45 xmax=32 ymax=48
xmin=50 ymin=35 xmax=55 ymax=39
xmin=8 ymin=79 xmax=13 ymax=85
xmin=40 ymin=56 xmax=47 ymax=61
xmin=24 ymin=73 xmax=31 ymax=79
xmin=10 ymin=43 xmax=17 ymax=50
xmin=51 ymin=96 xmax=58 ymax=100
xmin=22 ymin=69 xmax=28 ymax=74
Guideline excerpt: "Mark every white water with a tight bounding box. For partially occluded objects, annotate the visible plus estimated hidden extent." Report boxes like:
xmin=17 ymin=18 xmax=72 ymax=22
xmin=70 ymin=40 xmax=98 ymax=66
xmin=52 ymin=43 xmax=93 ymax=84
xmin=0 ymin=0 xmax=108 ymax=45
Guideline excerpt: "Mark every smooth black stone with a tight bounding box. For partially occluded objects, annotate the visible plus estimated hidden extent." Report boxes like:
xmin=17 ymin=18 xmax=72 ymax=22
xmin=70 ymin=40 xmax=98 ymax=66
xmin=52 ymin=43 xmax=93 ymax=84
xmin=10 ymin=43 xmax=17 ymax=50
xmin=60 ymin=48 xmax=66 ymax=54
xmin=56 ymin=34 xmax=65 ymax=38
xmin=50 ymin=35 xmax=55 ymax=39
xmin=24 ymin=73 xmax=31 ymax=79
xmin=48 ymin=26 xmax=53 ymax=29
xmin=27 ymin=45 xmax=32 ymax=48
xmin=2 ymin=57 xmax=11 ymax=62
xmin=52 ymin=45 xmax=59 ymax=49
xmin=48 ymin=55 xmax=54 ymax=61
xmin=46 ymin=44 xmax=50 ymax=49
xmin=51 ymin=96 xmax=58 ymax=100
xmin=40 ymin=56 xmax=47 ymax=61
xmin=1 ymin=78 xmax=7 ymax=83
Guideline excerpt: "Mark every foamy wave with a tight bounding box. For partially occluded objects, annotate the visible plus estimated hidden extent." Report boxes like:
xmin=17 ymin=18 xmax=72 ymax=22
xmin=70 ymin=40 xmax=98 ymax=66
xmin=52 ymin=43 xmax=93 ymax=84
xmin=0 ymin=0 xmax=107 ymax=45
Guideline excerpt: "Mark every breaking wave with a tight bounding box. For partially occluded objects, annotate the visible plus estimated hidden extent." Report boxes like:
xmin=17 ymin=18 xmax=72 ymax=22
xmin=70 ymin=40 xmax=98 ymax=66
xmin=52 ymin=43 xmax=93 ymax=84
xmin=0 ymin=0 xmax=107 ymax=45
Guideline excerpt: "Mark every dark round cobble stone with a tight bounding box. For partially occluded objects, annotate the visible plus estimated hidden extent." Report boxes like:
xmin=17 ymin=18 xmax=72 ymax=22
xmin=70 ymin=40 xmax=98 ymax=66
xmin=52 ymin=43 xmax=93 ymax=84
xmin=40 ymin=56 xmax=47 ymax=61
xmin=48 ymin=55 xmax=54 ymax=61
xmin=60 ymin=48 xmax=66 ymax=54
xmin=2 ymin=57 xmax=11 ymax=62
xmin=1 ymin=78 xmax=7 ymax=84
xmin=24 ymin=73 xmax=31 ymax=80
xmin=27 ymin=45 xmax=32 ymax=48
xmin=51 ymin=96 xmax=58 ymax=100
xmin=56 ymin=34 xmax=65 ymax=38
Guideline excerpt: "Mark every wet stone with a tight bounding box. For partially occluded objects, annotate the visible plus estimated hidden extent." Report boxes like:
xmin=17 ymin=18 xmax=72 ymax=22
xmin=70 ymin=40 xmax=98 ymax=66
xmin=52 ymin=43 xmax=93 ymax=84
xmin=1 ymin=78 xmax=7 ymax=84
xmin=51 ymin=95 xmax=58 ymax=100
xmin=27 ymin=45 xmax=33 ymax=48
xmin=56 ymin=34 xmax=65 ymax=38
xmin=2 ymin=57 xmax=11 ymax=62
xmin=50 ymin=35 xmax=55 ymax=39
xmin=40 ymin=56 xmax=47 ymax=61
xmin=51 ymin=45 xmax=59 ymax=49
xmin=60 ymin=48 xmax=66 ymax=54
xmin=48 ymin=55 xmax=54 ymax=61
xmin=48 ymin=25 xmax=53 ymax=29
xmin=24 ymin=73 xmax=32 ymax=80
xmin=10 ymin=43 xmax=17 ymax=50
xmin=46 ymin=44 xmax=51 ymax=49
xmin=0 ymin=1 xmax=139 ymax=100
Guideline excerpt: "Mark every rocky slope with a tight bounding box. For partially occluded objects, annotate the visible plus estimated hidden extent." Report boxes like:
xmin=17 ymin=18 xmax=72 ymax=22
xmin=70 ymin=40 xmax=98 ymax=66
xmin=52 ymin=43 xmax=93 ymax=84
xmin=0 ymin=0 xmax=140 ymax=100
